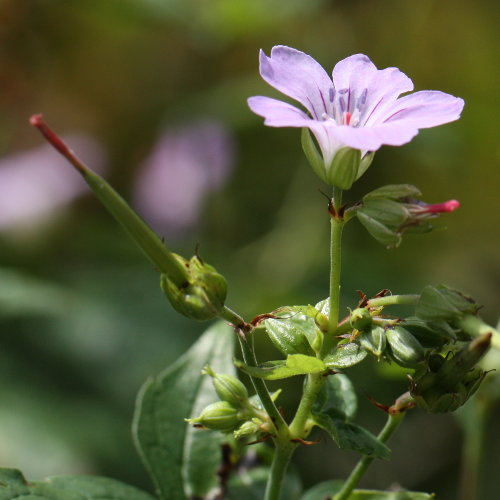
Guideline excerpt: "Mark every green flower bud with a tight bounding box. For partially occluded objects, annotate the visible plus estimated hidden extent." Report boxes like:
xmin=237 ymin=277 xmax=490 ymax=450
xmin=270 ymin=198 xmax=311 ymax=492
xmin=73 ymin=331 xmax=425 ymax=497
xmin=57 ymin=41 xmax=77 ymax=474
xmin=350 ymin=308 xmax=373 ymax=331
xmin=410 ymin=334 xmax=491 ymax=413
xmin=326 ymin=147 xmax=361 ymax=189
xmin=186 ymin=401 xmax=242 ymax=433
xmin=386 ymin=326 xmax=425 ymax=368
xmin=202 ymin=365 xmax=249 ymax=407
xmin=161 ymin=254 xmax=227 ymax=320
xmin=233 ymin=419 xmax=260 ymax=439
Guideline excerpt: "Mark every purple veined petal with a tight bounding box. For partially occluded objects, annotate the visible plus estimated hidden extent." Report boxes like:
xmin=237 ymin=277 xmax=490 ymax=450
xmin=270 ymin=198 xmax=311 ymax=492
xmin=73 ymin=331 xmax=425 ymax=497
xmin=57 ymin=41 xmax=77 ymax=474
xmin=380 ymin=90 xmax=465 ymax=128
xmin=325 ymin=120 xmax=420 ymax=152
xmin=332 ymin=55 xmax=414 ymax=127
xmin=258 ymin=46 xmax=334 ymax=120
xmin=248 ymin=96 xmax=314 ymax=128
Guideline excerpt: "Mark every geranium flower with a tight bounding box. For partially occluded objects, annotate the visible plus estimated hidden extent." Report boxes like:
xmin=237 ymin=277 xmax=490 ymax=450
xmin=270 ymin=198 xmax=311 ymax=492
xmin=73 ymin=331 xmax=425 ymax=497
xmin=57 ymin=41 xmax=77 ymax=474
xmin=248 ymin=46 xmax=464 ymax=186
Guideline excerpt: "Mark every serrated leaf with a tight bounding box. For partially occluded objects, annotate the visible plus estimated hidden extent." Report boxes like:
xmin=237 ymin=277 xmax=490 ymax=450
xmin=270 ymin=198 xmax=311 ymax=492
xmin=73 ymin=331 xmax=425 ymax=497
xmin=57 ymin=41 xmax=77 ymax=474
xmin=235 ymin=354 xmax=325 ymax=380
xmin=314 ymin=374 xmax=357 ymax=420
xmin=133 ymin=322 xmax=235 ymax=500
xmin=227 ymin=466 xmax=302 ymax=500
xmin=0 ymin=468 xmax=154 ymax=500
xmin=324 ymin=341 xmax=367 ymax=369
xmin=364 ymin=184 xmax=422 ymax=200
xmin=357 ymin=212 xmax=402 ymax=248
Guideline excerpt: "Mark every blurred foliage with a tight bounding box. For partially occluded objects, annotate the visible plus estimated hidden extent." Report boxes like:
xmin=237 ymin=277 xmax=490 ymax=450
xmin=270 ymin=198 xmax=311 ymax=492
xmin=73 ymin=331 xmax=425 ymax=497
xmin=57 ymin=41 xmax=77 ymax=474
xmin=0 ymin=0 xmax=498 ymax=499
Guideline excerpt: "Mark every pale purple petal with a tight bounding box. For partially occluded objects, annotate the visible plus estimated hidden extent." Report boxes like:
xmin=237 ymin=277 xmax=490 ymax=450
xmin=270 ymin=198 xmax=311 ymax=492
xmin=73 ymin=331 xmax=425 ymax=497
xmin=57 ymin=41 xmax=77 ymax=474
xmin=380 ymin=91 xmax=464 ymax=128
xmin=259 ymin=46 xmax=333 ymax=119
xmin=248 ymin=96 xmax=313 ymax=128
xmin=325 ymin=121 xmax=420 ymax=151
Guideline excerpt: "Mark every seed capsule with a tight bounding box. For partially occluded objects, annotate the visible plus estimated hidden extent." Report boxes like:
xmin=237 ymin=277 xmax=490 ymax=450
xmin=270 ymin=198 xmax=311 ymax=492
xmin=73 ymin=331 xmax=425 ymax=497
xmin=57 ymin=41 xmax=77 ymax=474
xmin=202 ymin=365 xmax=249 ymax=407
xmin=386 ymin=326 xmax=425 ymax=368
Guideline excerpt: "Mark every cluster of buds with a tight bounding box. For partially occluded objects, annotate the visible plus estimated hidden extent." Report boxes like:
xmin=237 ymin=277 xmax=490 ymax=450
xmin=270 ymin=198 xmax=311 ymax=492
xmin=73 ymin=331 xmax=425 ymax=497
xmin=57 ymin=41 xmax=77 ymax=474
xmin=350 ymin=184 xmax=460 ymax=248
xmin=186 ymin=366 xmax=272 ymax=439
xmin=161 ymin=255 xmax=227 ymax=321
xmin=409 ymin=333 xmax=491 ymax=413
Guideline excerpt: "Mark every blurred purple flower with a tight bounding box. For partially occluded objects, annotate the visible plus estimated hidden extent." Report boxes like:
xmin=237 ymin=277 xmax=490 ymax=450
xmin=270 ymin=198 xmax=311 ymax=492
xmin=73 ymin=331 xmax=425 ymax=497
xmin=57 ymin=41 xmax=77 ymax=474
xmin=248 ymin=46 xmax=464 ymax=166
xmin=0 ymin=135 xmax=106 ymax=230
xmin=133 ymin=120 xmax=234 ymax=235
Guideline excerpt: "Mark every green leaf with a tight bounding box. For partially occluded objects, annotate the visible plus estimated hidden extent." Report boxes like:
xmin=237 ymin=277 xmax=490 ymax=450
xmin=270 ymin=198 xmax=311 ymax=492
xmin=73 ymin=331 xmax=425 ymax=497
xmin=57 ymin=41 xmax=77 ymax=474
xmin=356 ymin=212 xmax=402 ymax=248
xmin=227 ymin=466 xmax=302 ymax=500
xmin=324 ymin=341 xmax=367 ymax=369
xmin=264 ymin=312 xmax=316 ymax=356
xmin=348 ymin=490 xmax=435 ymax=499
xmin=358 ymin=198 xmax=409 ymax=226
xmin=235 ymin=354 xmax=326 ymax=380
xmin=364 ymin=184 xmax=422 ymax=200
xmin=312 ymin=412 xmax=391 ymax=459
xmin=0 ymin=468 xmax=154 ymax=500
xmin=133 ymin=322 xmax=235 ymax=500
xmin=301 ymin=480 xmax=343 ymax=500
xmin=314 ymin=374 xmax=357 ymax=420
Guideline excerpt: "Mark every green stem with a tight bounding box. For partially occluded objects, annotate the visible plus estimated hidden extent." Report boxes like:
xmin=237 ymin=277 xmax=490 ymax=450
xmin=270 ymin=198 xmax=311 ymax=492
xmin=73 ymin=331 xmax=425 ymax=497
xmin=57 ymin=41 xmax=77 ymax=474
xmin=289 ymin=372 xmax=324 ymax=438
xmin=457 ymin=315 xmax=500 ymax=349
xmin=264 ymin=442 xmax=296 ymax=500
xmin=367 ymin=294 xmax=420 ymax=308
xmin=321 ymin=186 xmax=344 ymax=357
xmin=332 ymin=412 xmax=405 ymax=500
xmin=219 ymin=306 xmax=289 ymax=435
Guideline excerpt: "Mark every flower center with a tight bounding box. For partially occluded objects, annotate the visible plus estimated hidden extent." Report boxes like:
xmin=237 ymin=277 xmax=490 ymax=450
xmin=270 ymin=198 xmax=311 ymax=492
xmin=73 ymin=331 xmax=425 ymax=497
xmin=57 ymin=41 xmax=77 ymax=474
xmin=323 ymin=86 xmax=368 ymax=127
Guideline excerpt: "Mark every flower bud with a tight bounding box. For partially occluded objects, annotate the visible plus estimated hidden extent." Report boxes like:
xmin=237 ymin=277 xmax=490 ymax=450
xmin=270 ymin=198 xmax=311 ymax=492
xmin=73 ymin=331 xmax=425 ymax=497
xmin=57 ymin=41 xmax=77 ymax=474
xmin=410 ymin=334 xmax=491 ymax=413
xmin=350 ymin=308 xmax=373 ymax=331
xmin=161 ymin=254 xmax=227 ymax=320
xmin=386 ymin=326 xmax=425 ymax=368
xmin=233 ymin=419 xmax=260 ymax=439
xmin=186 ymin=401 xmax=242 ymax=433
xmin=202 ymin=365 xmax=249 ymax=407
xmin=359 ymin=325 xmax=386 ymax=358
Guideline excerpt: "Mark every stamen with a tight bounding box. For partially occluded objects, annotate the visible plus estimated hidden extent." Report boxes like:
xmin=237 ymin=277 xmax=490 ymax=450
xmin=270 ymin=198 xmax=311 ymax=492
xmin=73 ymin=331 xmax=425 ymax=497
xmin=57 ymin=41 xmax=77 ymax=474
xmin=338 ymin=97 xmax=346 ymax=112
xmin=359 ymin=88 xmax=368 ymax=106
xmin=329 ymin=87 xmax=335 ymax=102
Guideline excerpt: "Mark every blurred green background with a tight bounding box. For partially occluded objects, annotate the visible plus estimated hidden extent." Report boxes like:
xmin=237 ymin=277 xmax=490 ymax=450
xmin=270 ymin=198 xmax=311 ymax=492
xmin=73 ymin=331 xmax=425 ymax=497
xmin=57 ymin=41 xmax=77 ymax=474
xmin=0 ymin=0 xmax=498 ymax=498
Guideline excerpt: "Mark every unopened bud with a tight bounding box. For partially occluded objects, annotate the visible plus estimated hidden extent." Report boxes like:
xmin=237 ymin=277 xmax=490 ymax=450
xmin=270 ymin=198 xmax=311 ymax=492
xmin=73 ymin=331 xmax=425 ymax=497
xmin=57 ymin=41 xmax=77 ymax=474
xmin=186 ymin=401 xmax=242 ymax=433
xmin=233 ymin=419 xmax=260 ymax=439
xmin=386 ymin=326 xmax=425 ymax=368
xmin=161 ymin=254 xmax=227 ymax=320
xmin=202 ymin=365 xmax=249 ymax=407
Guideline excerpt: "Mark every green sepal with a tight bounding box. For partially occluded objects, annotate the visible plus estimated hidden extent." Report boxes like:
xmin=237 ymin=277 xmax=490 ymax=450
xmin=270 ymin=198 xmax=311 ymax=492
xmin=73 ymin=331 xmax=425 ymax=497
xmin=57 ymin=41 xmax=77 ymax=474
xmin=161 ymin=254 xmax=227 ymax=321
xmin=301 ymin=128 xmax=327 ymax=182
xmin=324 ymin=340 xmax=368 ymax=369
xmin=356 ymin=211 xmax=402 ymax=248
xmin=364 ymin=184 xmax=422 ymax=200
xmin=235 ymin=354 xmax=326 ymax=380
xmin=416 ymin=285 xmax=479 ymax=323
xmin=263 ymin=307 xmax=320 ymax=356
xmin=359 ymin=325 xmax=387 ymax=358
xmin=358 ymin=198 xmax=409 ymax=227
xmin=327 ymin=147 xmax=361 ymax=189
xmin=356 ymin=152 xmax=375 ymax=180
xmin=402 ymin=317 xmax=456 ymax=348
xmin=386 ymin=326 xmax=425 ymax=368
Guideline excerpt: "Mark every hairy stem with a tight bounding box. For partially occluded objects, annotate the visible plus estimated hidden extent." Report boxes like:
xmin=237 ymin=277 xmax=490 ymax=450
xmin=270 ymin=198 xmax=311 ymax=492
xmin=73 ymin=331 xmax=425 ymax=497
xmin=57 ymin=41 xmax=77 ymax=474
xmin=332 ymin=412 xmax=406 ymax=500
